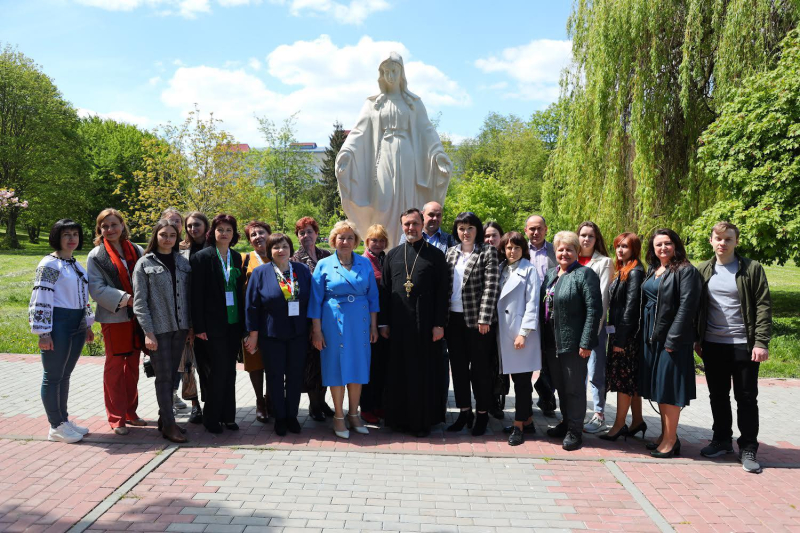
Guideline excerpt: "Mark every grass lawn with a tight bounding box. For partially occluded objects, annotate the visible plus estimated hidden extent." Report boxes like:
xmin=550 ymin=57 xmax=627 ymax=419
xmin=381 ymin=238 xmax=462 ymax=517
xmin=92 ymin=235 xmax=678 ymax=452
xmin=2 ymin=238 xmax=798 ymax=377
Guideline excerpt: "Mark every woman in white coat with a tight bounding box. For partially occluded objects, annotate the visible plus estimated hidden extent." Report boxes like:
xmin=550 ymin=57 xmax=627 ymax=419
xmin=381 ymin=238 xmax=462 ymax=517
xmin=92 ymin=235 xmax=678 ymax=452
xmin=577 ymin=221 xmax=614 ymax=433
xmin=496 ymin=231 xmax=541 ymax=446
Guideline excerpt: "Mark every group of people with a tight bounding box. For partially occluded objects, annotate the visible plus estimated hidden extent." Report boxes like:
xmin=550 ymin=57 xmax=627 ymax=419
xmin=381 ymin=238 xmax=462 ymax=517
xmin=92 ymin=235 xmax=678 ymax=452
xmin=29 ymin=202 xmax=772 ymax=473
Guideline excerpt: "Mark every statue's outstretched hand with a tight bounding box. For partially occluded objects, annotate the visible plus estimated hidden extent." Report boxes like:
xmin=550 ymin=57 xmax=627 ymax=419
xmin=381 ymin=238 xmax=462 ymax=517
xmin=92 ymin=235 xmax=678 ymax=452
xmin=435 ymin=152 xmax=452 ymax=176
xmin=335 ymin=152 xmax=351 ymax=178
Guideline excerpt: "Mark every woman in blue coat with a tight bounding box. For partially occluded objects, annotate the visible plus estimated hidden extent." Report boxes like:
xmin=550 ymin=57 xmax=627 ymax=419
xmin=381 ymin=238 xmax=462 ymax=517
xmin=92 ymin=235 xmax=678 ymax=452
xmin=309 ymin=220 xmax=380 ymax=439
xmin=244 ymin=233 xmax=312 ymax=437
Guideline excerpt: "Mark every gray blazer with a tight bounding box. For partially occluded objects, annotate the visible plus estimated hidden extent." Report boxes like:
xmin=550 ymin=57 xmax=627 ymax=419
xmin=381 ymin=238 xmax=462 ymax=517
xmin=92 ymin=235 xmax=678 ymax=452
xmin=87 ymin=243 xmax=145 ymax=324
xmin=132 ymin=252 xmax=192 ymax=336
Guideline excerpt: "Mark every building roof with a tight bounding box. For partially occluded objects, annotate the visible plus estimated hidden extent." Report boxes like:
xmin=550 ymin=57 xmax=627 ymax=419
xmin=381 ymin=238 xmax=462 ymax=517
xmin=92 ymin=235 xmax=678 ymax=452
xmin=224 ymin=143 xmax=251 ymax=152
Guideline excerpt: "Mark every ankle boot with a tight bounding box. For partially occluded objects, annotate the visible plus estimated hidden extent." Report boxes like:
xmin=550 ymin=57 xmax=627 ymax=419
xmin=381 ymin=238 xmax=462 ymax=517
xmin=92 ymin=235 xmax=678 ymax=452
xmin=472 ymin=412 xmax=490 ymax=436
xmin=162 ymin=423 xmax=188 ymax=443
xmin=446 ymin=410 xmax=474 ymax=432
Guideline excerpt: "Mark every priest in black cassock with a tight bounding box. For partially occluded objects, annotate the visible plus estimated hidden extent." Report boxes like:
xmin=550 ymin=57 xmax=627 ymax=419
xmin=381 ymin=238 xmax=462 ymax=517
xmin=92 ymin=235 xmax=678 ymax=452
xmin=379 ymin=208 xmax=450 ymax=437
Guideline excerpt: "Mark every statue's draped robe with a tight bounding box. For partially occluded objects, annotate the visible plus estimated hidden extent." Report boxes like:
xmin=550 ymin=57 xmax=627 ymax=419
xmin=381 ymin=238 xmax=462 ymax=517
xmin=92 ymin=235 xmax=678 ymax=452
xmin=379 ymin=240 xmax=450 ymax=433
xmin=337 ymin=94 xmax=449 ymax=247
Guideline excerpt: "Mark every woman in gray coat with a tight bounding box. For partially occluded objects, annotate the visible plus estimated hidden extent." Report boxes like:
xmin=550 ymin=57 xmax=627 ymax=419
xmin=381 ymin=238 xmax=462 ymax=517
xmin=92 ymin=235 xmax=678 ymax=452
xmin=132 ymin=220 xmax=192 ymax=443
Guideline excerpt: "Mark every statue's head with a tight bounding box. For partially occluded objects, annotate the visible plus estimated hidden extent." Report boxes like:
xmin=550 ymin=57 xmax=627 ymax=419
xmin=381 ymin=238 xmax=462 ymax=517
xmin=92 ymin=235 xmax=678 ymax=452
xmin=378 ymin=52 xmax=409 ymax=95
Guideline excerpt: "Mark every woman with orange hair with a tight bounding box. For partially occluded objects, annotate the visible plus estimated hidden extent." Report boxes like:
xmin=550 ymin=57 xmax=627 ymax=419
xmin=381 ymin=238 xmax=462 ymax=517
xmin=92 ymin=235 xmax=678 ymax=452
xmin=600 ymin=233 xmax=646 ymax=442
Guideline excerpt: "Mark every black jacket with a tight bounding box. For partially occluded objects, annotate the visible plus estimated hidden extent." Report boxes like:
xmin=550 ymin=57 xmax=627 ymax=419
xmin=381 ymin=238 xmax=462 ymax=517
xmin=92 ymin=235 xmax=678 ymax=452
xmin=608 ymin=263 xmax=645 ymax=348
xmin=640 ymin=264 xmax=702 ymax=351
xmin=190 ymin=246 xmax=245 ymax=339
xmin=540 ymin=264 xmax=603 ymax=354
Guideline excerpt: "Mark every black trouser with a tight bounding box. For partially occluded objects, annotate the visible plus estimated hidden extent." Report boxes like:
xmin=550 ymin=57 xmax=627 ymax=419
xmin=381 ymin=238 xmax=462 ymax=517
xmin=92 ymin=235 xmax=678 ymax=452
xmin=534 ymin=362 xmax=557 ymax=411
xmin=261 ymin=335 xmax=306 ymax=420
xmin=543 ymin=324 xmax=587 ymax=435
xmin=703 ymin=341 xmax=760 ymax=452
xmin=198 ymin=324 xmax=240 ymax=428
xmin=150 ymin=330 xmax=188 ymax=425
xmin=511 ymin=372 xmax=533 ymax=422
xmin=361 ymin=336 xmax=389 ymax=413
xmin=446 ymin=312 xmax=493 ymax=412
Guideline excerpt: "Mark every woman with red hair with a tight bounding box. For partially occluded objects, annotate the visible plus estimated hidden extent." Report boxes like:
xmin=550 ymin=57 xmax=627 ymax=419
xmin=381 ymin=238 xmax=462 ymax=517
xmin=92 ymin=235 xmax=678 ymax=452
xmin=600 ymin=232 xmax=646 ymax=442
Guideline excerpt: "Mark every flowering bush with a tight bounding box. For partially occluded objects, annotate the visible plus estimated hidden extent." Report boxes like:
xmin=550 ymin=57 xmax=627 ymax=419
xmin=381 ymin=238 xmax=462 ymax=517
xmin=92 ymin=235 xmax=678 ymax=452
xmin=0 ymin=189 xmax=28 ymax=212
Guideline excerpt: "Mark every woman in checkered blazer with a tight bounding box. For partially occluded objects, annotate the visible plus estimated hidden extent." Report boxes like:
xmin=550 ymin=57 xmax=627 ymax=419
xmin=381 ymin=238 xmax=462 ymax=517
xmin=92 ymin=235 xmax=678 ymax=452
xmin=445 ymin=212 xmax=501 ymax=437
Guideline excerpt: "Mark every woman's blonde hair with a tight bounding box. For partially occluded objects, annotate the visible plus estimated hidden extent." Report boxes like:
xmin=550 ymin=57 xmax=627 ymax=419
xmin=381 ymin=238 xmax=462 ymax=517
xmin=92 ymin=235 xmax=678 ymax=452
xmin=364 ymin=224 xmax=389 ymax=243
xmin=552 ymin=231 xmax=580 ymax=254
xmin=329 ymin=220 xmax=361 ymax=247
xmin=93 ymin=208 xmax=130 ymax=246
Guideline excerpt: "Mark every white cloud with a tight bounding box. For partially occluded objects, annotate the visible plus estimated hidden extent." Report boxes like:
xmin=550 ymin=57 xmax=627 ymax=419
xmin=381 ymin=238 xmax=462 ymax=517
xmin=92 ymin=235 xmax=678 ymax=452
xmin=248 ymin=57 xmax=262 ymax=71
xmin=148 ymin=76 xmax=162 ymax=86
xmin=475 ymin=39 xmax=572 ymax=102
xmin=160 ymin=35 xmax=469 ymax=144
xmin=78 ymin=108 xmax=154 ymax=129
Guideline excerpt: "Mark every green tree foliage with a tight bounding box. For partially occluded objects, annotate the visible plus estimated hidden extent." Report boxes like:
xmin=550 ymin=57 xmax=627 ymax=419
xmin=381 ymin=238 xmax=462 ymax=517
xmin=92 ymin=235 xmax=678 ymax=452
xmin=687 ymin=28 xmax=800 ymax=265
xmin=0 ymin=44 xmax=83 ymax=247
xmin=443 ymin=173 xmax=521 ymax=235
xmin=319 ymin=121 xmax=346 ymax=221
xmin=542 ymin=0 xmax=799 ymax=239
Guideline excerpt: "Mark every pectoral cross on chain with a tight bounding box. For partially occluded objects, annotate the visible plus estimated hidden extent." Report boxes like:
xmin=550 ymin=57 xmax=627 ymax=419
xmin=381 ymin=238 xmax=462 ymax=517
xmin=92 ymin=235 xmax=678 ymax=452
xmin=404 ymin=276 xmax=414 ymax=297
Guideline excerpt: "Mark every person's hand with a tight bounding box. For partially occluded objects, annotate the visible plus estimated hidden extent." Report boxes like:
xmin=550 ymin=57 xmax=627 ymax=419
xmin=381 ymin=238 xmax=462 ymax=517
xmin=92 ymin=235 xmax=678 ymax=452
xmin=693 ymin=342 xmax=703 ymax=357
xmin=435 ymin=152 xmax=452 ymax=175
xmin=196 ymin=332 xmax=208 ymax=341
xmin=335 ymin=152 xmax=351 ymax=177
xmin=312 ymin=329 xmax=326 ymax=351
xmin=244 ymin=332 xmax=258 ymax=354
xmin=665 ymin=347 xmax=674 ymax=353
xmin=370 ymin=325 xmax=378 ymax=344
xmin=432 ymin=326 xmax=444 ymax=342
xmin=85 ymin=329 xmax=95 ymax=344
xmin=126 ymin=295 xmax=134 ymax=307
xmin=380 ymin=326 xmax=390 ymax=339
xmin=613 ymin=346 xmax=625 ymax=353
xmin=578 ymin=347 xmax=591 ymax=358
xmin=38 ymin=334 xmax=53 ymax=351
xmin=478 ymin=323 xmax=490 ymax=335
xmin=145 ymin=333 xmax=158 ymax=351
xmin=752 ymin=347 xmax=769 ymax=362
xmin=514 ymin=335 xmax=526 ymax=350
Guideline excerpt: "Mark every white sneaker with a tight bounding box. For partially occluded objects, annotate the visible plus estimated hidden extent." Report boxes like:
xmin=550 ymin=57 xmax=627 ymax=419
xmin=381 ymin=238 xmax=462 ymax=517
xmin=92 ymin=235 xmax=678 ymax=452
xmin=583 ymin=413 xmax=606 ymax=434
xmin=66 ymin=420 xmax=89 ymax=436
xmin=173 ymin=393 xmax=188 ymax=410
xmin=48 ymin=422 xmax=82 ymax=443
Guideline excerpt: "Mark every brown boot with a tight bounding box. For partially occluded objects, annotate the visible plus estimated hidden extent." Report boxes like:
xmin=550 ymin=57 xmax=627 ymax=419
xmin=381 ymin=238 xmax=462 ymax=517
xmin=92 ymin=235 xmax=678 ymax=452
xmin=162 ymin=423 xmax=188 ymax=443
xmin=256 ymin=397 xmax=268 ymax=423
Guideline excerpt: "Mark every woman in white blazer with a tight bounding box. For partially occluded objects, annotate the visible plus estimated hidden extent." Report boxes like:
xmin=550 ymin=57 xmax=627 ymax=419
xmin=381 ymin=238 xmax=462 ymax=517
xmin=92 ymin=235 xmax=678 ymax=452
xmin=496 ymin=231 xmax=541 ymax=446
xmin=577 ymin=221 xmax=614 ymax=434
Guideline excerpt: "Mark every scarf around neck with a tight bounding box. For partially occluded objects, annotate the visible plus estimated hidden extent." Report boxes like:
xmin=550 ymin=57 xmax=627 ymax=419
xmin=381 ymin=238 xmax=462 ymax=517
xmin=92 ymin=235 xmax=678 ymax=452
xmin=103 ymin=238 xmax=139 ymax=295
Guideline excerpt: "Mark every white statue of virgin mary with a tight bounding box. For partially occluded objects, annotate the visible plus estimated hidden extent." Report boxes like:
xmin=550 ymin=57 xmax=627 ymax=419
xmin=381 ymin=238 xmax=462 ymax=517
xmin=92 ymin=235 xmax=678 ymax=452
xmin=335 ymin=52 xmax=453 ymax=247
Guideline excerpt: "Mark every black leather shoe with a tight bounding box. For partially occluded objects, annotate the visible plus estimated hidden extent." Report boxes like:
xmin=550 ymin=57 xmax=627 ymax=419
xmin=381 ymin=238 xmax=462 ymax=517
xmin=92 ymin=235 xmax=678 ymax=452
xmin=599 ymin=425 xmax=629 ymax=442
xmin=309 ymin=409 xmax=326 ymax=422
xmin=447 ymin=410 xmax=474 ymax=432
xmin=503 ymin=422 xmax=535 ymax=434
xmin=188 ymin=405 xmax=203 ymax=424
xmin=562 ymin=431 xmax=582 ymax=451
xmin=651 ymin=439 xmax=681 ymax=458
xmin=537 ymin=399 xmax=557 ymax=418
xmin=547 ymin=422 xmax=568 ymax=439
xmin=508 ymin=427 xmax=524 ymax=447
xmin=274 ymin=418 xmax=287 ymax=436
xmin=204 ymin=422 xmax=222 ymax=434
xmin=472 ymin=412 xmax=490 ymax=436
xmin=415 ymin=429 xmax=431 ymax=438
xmin=490 ymin=407 xmax=505 ymax=420
xmin=321 ymin=402 xmax=335 ymax=417
xmin=224 ymin=422 xmax=239 ymax=431
xmin=286 ymin=417 xmax=301 ymax=434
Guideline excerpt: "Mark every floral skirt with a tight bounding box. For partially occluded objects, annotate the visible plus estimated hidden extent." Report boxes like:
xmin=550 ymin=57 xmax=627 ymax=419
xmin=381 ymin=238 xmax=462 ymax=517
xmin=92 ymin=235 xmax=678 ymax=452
xmin=605 ymin=333 xmax=640 ymax=396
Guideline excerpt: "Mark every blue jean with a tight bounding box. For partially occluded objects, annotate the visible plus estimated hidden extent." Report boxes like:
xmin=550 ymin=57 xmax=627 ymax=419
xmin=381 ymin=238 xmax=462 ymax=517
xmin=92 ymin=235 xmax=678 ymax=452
xmin=587 ymin=328 xmax=608 ymax=414
xmin=41 ymin=307 xmax=87 ymax=428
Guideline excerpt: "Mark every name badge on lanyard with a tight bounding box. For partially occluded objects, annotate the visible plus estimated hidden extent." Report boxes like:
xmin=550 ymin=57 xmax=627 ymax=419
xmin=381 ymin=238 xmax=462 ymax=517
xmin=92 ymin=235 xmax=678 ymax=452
xmin=226 ymin=291 xmax=235 ymax=306
xmin=288 ymin=301 xmax=300 ymax=316
xmin=217 ymin=247 xmax=234 ymax=307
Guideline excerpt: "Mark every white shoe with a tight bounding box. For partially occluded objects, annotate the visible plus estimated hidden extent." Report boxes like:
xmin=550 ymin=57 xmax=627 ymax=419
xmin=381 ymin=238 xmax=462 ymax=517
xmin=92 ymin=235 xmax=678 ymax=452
xmin=66 ymin=420 xmax=89 ymax=436
xmin=583 ymin=413 xmax=605 ymax=434
xmin=49 ymin=422 xmax=82 ymax=443
xmin=173 ymin=393 xmax=188 ymax=410
xmin=347 ymin=413 xmax=369 ymax=435
xmin=333 ymin=416 xmax=350 ymax=439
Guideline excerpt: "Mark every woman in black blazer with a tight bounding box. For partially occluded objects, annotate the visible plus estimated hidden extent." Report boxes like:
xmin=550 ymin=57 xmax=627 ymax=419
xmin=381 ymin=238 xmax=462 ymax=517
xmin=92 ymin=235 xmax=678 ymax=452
xmin=190 ymin=214 xmax=245 ymax=434
xmin=445 ymin=212 xmax=500 ymax=437
xmin=244 ymin=233 xmax=311 ymax=437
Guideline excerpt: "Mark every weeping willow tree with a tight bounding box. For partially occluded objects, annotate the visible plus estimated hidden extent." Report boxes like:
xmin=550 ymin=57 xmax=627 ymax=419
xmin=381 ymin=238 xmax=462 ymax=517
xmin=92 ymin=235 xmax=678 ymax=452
xmin=542 ymin=0 xmax=799 ymax=241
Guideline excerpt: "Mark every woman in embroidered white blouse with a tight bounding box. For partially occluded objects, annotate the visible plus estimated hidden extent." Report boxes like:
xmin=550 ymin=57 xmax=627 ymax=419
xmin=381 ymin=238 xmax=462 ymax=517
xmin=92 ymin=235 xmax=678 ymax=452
xmin=29 ymin=219 xmax=95 ymax=444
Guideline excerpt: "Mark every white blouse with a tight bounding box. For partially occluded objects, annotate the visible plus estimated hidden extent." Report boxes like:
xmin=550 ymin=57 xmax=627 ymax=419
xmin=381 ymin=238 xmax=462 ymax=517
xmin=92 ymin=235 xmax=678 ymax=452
xmin=29 ymin=254 xmax=94 ymax=335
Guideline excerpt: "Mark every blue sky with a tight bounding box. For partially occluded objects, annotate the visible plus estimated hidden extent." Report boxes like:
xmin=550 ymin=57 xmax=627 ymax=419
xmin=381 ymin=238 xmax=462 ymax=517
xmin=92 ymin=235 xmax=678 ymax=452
xmin=2 ymin=0 xmax=573 ymax=145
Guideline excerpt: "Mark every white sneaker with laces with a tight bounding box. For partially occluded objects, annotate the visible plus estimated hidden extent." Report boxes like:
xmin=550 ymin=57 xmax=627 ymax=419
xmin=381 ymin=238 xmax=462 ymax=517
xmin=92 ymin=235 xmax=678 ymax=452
xmin=48 ymin=422 xmax=82 ymax=443
xmin=583 ymin=413 xmax=605 ymax=434
xmin=173 ymin=393 xmax=188 ymax=410
xmin=66 ymin=420 xmax=89 ymax=436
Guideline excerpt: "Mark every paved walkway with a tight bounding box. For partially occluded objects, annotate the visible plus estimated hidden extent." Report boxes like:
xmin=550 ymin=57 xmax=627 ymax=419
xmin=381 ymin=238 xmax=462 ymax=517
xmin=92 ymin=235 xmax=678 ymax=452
xmin=1 ymin=353 xmax=799 ymax=532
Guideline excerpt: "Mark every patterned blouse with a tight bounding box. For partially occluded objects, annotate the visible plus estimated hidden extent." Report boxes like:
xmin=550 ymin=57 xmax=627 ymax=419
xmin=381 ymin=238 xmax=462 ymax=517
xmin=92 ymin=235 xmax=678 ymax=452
xmin=29 ymin=254 xmax=94 ymax=335
xmin=291 ymin=246 xmax=331 ymax=274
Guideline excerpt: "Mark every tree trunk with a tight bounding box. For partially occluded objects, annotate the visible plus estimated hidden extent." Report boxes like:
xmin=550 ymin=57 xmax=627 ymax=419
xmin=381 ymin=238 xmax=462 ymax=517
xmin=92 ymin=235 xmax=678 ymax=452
xmin=4 ymin=209 xmax=21 ymax=249
xmin=27 ymin=223 xmax=41 ymax=244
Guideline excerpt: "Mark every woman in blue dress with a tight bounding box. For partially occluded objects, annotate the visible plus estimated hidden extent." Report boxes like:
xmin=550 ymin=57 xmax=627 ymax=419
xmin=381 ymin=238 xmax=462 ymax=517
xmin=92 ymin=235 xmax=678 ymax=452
xmin=309 ymin=220 xmax=380 ymax=439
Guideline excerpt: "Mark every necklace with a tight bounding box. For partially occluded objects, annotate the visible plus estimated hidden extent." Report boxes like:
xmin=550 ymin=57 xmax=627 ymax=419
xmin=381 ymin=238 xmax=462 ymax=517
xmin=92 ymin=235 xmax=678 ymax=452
xmin=403 ymin=241 xmax=423 ymax=297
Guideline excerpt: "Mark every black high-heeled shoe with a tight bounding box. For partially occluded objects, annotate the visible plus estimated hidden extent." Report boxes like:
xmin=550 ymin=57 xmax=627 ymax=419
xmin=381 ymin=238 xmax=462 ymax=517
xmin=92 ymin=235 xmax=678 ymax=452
xmin=472 ymin=412 xmax=490 ymax=436
xmin=599 ymin=424 xmax=629 ymax=442
xmin=446 ymin=410 xmax=474 ymax=432
xmin=628 ymin=421 xmax=648 ymax=439
xmin=650 ymin=439 xmax=681 ymax=458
